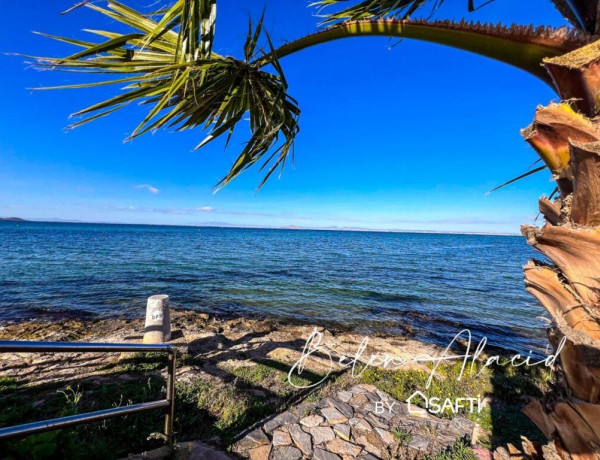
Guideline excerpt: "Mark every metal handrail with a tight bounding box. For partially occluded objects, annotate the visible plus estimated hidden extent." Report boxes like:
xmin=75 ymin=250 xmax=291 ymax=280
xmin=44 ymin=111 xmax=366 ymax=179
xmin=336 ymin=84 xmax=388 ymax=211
xmin=0 ymin=340 xmax=176 ymax=448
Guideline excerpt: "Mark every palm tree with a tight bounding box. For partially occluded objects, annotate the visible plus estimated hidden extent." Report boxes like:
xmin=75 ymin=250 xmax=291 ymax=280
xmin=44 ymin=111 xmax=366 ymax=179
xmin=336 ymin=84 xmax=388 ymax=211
xmin=24 ymin=0 xmax=600 ymax=457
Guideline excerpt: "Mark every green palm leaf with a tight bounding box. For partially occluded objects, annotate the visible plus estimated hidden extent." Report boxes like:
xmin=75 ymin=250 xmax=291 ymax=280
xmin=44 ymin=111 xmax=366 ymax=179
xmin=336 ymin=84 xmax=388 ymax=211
xmin=487 ymin=165 xmax=547 ymax=194
xmin=30 ymin=2 xmax=298 ymax=189
xmin=311 ymin=0 xmax=495 ymax=24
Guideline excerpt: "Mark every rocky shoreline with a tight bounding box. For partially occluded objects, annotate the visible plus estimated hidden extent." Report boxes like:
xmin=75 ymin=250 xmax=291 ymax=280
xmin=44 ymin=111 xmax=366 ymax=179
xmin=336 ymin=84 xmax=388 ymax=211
xmin=0 ymin=310 xmax=547 ymax=459
xmin=0 ymin=309 xmax=439 ymax=386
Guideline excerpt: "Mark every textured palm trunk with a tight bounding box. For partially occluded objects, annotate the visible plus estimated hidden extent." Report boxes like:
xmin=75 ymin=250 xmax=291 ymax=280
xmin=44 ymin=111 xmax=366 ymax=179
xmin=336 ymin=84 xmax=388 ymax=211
xmin=520 ymin=40 xmax=600 ymax=459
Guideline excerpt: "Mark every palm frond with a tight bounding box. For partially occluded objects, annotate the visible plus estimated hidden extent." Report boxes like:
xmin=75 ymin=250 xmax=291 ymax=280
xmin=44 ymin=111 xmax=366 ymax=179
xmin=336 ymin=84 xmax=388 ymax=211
xmin=487 ymin=165 xmax=547 ymax=194
xmin=312 ymin=0 xmax=495 ymax=24
xmin=30 ymin=2 xmax=299 ymax=190
xmin=550 ymin=0 xmax=599 ymax=34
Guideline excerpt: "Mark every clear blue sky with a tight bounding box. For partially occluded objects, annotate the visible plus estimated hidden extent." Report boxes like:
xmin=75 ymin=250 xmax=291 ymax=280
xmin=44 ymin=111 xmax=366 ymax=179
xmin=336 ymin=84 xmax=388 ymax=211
xmin=1 ymin=1 xmax=567 ymax=233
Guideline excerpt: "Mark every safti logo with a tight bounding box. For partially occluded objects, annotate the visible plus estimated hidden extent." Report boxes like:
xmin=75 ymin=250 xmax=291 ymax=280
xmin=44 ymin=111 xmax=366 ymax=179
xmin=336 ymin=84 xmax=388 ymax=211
xmin=406 ymin=391 xmax=483 ymax=415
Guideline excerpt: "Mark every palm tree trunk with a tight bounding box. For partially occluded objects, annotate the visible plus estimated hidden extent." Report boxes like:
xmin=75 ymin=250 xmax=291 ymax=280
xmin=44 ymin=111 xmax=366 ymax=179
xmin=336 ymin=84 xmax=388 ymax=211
xmin=521 ymin=39 xmax=600 ymax=459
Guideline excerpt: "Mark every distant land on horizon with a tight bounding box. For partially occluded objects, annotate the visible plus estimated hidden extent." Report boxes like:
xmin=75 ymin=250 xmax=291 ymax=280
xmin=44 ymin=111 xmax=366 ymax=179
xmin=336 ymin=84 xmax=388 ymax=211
xmin=0 ymin=216 xmax=520 ymax=237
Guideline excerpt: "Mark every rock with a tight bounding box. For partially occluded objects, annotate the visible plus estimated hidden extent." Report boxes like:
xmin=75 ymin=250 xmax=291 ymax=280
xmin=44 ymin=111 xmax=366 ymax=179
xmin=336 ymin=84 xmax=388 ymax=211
xmin=352 ymin=430 xmax=386 ymax=457
xmin=126 ymin=446 xmax=171 ymax=459
xmin=392 ymin=401 xmax=407 ymax=416
xmin=436 ymin=433 xmax=462 ymax=448
xmin=313 ymin=448 xmax=342 ymax=460
xmin=318 ymin=397 xmax=332 ymax=409
xmin=363 ymin=402 xmax=377 ymax=413
xmin=294 ymin=402 xmax=318 ymax=417
xmin=472 ymin=446 xmax=493 ymax=460
xmin=350 ymin=393 xmax=369 ymax=408
xmin=309 ymin=426 xmax=336 ymax=445
xmin=351 ymin=385 xmax=368 ymax=394
xmin=358 ymin=454 xmax=380 ymax=460
xmin=248 ymin=445 xmax=271 ymax=460
xmin=174 ymin=441 xmax=235 ymax=459
xmin=493 ymin=447 xmax=511 ymax=460
xmin=375 ymin=390 xmax=389 ymax=401
xmin=337 ymin=390 xmax=353 ymax=403
xmin=326 ymin=438 xmax=363 ymax=457
xmin=375 ymin=427 xmax=395 ymax=445
xmin=360 ymin=384 xmax=378 ymax=392
xmin=288 ymin=424 xmax=312 ymax=455
xmin=446 ymin=416 xmax=475 ymax=437
xmin=407 ymin=405 xmax=429 ymax=418
xmin=471 ymin=423 xmax=484 ymax=445
xmin=330 ymin=398 xmax=354 ymax=419
xmin=365 ymin=391 xmax=380 ymax=403
xmin=321 ymin=407 xmax=348 ymax=425
xmin=333 ymin=424 xmax=351 ymax=441
xmin=270 ymin=446 xmax=302 ymax=460
xmin=300 ymin=414 xmax=324 ymax=428
xmin=32 ymin=399 xmax=45 ymax=408
xmin=236 ymin=428 xmax=269 ymax=451
xmin=349 ymin=417 xmax=372 ymax=431
xmin=408 ymin=434 xmax=431 ymax=451
xmin=272 ymin=430 xmax=292 ymax=447
xmin=507 ymin=443 xmax=521 ymax=455
xmin=374 ymin=407 xmax=396 ymax=421
xmin=364 ymin=413 xmax=389 ymax=429
xmin=263 ymin=411 xmax=298 ymax=434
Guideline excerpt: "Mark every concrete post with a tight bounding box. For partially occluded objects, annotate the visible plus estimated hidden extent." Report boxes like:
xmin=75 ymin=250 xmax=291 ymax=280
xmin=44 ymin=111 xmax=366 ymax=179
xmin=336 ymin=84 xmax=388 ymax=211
xmin=143 ymin=294 xmax=171 ymax=344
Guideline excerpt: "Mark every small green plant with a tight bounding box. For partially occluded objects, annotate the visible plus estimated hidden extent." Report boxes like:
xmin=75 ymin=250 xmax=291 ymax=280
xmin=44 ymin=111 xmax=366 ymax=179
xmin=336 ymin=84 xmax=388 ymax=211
xmin=57 ymin=385 xmax=83 ymax=406
xmin=229 ymin=363 xmax=278 ymax=384
xmin=0 ymin=376 xmax=17 ymax=394
xmin=57 ymin=385 xmax=83 ymax=417
xmin=393 ymin=427 xmax=413 ymax=446
xmin=304 ymin=391 xmax=322 ymax=403
xmin=174 ymin=377 xmax=273 ymax=445
xmin=9 ymin=431 xmax=61 ymax=459
xmin=286 ymin=372 xmax=314 ymax=389
xmin=429 ymin=438 xmax=477 ymax=460
xmin=119 ymin=352 xmax=167 ymax=373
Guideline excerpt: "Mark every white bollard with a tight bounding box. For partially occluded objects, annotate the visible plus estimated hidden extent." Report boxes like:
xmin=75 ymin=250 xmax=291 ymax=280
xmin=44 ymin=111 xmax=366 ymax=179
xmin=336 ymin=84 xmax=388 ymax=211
xmin=143 ymin=294 xmax=171 ymax=343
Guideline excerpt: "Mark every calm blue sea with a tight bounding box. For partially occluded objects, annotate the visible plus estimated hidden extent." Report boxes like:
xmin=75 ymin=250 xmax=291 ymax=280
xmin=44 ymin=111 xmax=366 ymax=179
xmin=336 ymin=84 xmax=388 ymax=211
xmin=0 ymin=221 xmax=549 ymax=353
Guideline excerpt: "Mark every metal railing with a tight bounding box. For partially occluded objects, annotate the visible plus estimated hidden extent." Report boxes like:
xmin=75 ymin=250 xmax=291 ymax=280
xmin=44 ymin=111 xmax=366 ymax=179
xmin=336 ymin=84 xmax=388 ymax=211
xmin=0 ymin=340 xmax=176 ymax=448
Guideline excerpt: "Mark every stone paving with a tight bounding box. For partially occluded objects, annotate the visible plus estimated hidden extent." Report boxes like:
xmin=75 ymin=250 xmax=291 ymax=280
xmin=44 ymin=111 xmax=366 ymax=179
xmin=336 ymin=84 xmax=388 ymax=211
xmin=234 ymin=384 xmax=475 ymax=460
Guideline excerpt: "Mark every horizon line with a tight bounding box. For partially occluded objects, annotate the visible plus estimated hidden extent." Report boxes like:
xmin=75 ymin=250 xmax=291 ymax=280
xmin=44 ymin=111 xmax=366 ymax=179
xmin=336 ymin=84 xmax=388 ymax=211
xmin=0 ymin=217 xmax=522 ymax=237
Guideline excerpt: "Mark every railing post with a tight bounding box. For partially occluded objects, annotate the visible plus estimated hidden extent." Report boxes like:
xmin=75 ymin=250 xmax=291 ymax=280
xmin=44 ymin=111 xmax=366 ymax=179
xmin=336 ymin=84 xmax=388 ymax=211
xmin=0 ymin=341 xmax=176 ymax=451
xmin=165 ymin=349 xmax=176 ymax=448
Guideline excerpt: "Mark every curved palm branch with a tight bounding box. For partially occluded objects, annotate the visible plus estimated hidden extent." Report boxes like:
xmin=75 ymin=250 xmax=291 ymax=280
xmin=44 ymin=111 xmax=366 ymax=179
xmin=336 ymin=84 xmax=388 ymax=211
xmin=258 ymin=19 xmax=590 ymax=86
xmin=314 ymin=0 xmax=600 ymax=34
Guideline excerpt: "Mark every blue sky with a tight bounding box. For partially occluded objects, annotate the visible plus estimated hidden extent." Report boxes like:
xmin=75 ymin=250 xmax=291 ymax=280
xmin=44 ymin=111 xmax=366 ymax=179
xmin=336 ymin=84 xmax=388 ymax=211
xmin=1 ymin=0 xmax=567 ymax=233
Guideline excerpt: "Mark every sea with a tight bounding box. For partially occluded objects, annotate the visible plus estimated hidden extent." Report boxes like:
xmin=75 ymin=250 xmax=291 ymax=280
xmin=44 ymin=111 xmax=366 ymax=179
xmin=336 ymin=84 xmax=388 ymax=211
xmin=0 ymin=221 xmax=550 ymax=354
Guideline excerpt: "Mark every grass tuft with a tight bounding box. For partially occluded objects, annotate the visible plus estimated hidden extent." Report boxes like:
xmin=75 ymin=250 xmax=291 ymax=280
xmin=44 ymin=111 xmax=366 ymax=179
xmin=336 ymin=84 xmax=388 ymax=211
xmin=429 ymin=438 xmax=477 ymax=460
